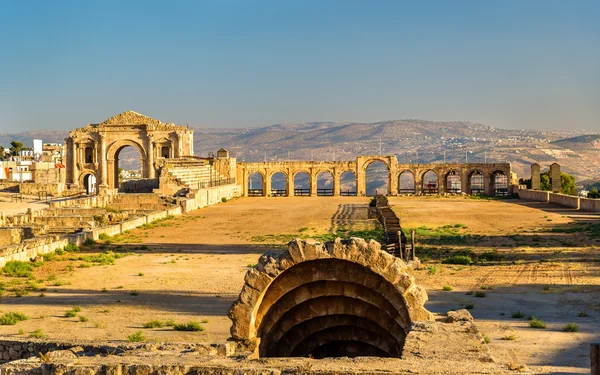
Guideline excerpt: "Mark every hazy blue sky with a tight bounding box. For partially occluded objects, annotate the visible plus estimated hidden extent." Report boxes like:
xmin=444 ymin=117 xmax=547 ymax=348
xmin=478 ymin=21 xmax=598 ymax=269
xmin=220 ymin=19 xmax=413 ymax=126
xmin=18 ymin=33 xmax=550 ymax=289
xmin=1 ymin=0 xmax=598 ymax=132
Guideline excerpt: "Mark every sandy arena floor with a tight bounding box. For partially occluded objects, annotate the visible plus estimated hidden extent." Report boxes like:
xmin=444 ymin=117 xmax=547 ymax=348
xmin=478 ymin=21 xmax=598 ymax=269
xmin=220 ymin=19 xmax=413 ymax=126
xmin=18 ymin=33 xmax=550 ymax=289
xmin=0 ymin=196 xmax=599 ymax=374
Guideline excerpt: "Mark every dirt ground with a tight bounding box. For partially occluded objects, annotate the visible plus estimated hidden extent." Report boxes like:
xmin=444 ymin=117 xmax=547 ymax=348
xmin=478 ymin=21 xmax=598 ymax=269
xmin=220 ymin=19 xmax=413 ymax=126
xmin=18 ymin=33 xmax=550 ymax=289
xmin=1 ymin=196 xmax=599 ymax=374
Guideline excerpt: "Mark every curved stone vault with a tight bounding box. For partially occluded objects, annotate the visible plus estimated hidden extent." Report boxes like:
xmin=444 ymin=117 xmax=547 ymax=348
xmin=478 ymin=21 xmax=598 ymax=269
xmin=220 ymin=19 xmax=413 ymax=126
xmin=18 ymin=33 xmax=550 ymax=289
xmin=228 ymin=237 xmax=433 ymax=358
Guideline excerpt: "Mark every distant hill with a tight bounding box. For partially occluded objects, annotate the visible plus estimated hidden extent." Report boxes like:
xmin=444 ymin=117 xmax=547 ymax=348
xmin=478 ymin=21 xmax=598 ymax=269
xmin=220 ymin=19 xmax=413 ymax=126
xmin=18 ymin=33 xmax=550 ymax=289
xmin=551 ymin=134 xmax=600 ymax=148
xmin=2 ymin=120 xmax=598 ymax=181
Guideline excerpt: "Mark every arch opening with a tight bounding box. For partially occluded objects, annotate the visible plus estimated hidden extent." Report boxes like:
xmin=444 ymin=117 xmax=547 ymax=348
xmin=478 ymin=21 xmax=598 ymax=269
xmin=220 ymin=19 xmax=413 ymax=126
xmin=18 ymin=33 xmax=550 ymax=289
xmin=82 ymin=173 xmax=97 ymax=195
xmin=293 ymin=172 xmax=311 ymax=196
xmin=469 ymin=170 xmax=484 ymax=194
xmin=114 ymin=146 xmax=143 ymax=190
xmin=366 ymin=161 xmax=389 ymax=196
xmin=248 ymin=172 xmax=264 ymax=196
xmin=255 ymin=258 xmax=411 ymax=359
xmin=446 ymin=170 xmax=461 ymax=194
xmin=422 ymin=171 xmax=438 ymax=194
xmin=317 ymin=171 xmax=334 ymax=196
xmin=270 ymin=172 xmax=287 ymax=196
xmin=398 ymin=171 xmax=415 ymax=194
xmin=492 ymin=171 xmax=508 ymax=196
xmin=339 ymin=171 xmax=357 ymax=196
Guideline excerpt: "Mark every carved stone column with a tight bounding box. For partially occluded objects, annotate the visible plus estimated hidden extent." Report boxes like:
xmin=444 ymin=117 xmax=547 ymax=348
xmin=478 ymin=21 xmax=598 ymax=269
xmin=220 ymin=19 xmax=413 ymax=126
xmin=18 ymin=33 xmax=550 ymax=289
xmin=99 ymin=134 xmax=107 ymax=188
xmin=461 ymin=168 xmax=470 ymax=194
xmin=286 ymin=168 xmax=294 ymax=197
xmin=310 ymin=167 xmax=318 ymax=196
xmin=484 ymin=172 xmax=493 ymax=196
xmin=531 ymin=163 xmax=541 ymax=190
xmin=72 ymin=141 xmax=79 ymax=186
xmin=147 ymin=133 xmax=155 ymax=178
xmin=264 ymin=170 xmax=271 ymax=197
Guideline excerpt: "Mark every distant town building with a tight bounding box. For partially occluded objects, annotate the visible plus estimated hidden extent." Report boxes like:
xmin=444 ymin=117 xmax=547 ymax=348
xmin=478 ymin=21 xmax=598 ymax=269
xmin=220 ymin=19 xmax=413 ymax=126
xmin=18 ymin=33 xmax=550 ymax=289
xmin=42 ymin=143 xmax=64 ymax=164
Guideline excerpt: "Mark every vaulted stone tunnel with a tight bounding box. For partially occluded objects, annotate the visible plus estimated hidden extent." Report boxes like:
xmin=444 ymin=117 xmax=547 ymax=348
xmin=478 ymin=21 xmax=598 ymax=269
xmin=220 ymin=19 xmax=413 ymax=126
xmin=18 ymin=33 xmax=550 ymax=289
xmin=228 ymin=238 xmax=433 ymax=358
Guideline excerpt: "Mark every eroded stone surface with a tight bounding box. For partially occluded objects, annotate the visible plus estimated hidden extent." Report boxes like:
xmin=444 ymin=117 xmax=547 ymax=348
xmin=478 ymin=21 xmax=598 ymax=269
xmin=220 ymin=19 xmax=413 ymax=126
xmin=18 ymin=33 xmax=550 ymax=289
xmin=228 ymin=238 xmax=434 ymax=358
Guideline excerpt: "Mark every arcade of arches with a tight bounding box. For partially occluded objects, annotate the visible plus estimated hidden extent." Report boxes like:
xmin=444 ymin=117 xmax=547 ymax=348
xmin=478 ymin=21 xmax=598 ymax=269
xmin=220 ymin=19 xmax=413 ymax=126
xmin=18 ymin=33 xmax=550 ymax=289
xmin=65 ymin=111 xmax=194 ymax=191
xmin=228 ymin=238 xmax=433 ymax=358
xmin=238 ymin=156 xmax=514 ymax=197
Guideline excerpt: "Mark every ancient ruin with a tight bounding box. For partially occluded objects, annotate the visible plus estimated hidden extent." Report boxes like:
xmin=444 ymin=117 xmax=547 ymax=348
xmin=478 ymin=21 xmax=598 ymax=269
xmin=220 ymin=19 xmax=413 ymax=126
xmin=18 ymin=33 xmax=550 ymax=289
xmin=238 ymin=157 xmax=515 ymax=197
xmin=65 ymin=111 xmax=194 ymax=192
xmin=228 ymin=238 xmax=432 ymax=358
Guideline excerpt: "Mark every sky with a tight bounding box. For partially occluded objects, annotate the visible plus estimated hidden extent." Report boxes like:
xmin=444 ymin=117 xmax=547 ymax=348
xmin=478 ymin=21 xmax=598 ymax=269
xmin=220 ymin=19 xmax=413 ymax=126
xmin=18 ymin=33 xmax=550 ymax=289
xmin=0 ymin=0 xmax=598 ymax=132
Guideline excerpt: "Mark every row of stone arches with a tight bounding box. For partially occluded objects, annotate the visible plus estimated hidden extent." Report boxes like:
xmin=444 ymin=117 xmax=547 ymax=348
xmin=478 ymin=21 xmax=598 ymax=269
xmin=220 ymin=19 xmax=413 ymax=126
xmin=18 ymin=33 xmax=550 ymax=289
xmin=247 ymin=166 xmax=509 ymax=197
xmin=248 ymin=170 xmax=359 ymax=197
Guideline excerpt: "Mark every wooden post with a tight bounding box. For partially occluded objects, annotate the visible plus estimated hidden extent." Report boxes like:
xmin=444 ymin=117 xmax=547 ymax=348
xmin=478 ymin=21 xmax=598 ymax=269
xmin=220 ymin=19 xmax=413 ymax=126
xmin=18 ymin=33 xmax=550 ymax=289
xmin=592 ymin=343 xmax=599 ymax=375
xmin=397 ymin=231 xmax=403 ymax=260
xmin=411 ymin=229 xmax=416 ymax=261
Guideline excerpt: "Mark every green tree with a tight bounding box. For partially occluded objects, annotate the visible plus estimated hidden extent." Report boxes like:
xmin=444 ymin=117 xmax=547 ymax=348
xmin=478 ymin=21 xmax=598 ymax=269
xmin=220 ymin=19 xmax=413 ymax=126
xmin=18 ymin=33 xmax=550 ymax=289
xmin=540 ymin=172 xmax=550 ymax=191
xmin=588 ymin=187 xmax=600 ymax=199
xmin=539 ymin=171 xmax=577 ymax=195
xmin=560 ymin=173 xmax=577 ymax=196
xmin=9 ymin=141 xmax=24 ymax=155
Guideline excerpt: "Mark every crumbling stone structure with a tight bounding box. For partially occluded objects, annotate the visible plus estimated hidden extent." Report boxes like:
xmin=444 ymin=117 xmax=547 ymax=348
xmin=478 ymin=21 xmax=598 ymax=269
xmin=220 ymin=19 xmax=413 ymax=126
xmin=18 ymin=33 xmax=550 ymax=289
xmin=65 ymin=111 xmax=194 ymax=192
xmin=238 ymin=157 xmax=514 ymax=196
xmin=550 ymin=162 xmax=561 ymax=192
xmin=228 ymin=238 xmax=432 ymax=358
xmin=530 ymin=163 xmax=541 ymax=190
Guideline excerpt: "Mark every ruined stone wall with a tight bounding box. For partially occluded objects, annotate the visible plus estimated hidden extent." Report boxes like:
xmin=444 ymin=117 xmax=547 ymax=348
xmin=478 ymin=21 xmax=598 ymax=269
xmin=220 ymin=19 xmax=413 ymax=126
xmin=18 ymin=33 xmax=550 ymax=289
xmin=519 ymin=189 xmax=600 ymax=212
xmin=19 ymin=182 xmax=65 ymax=197
xmin=0 ymin=228 xmax=24 ymax=246
xmin=548 ymin=193 xmax=580 ymax=209
xmin=118 ymin=178 xmax=159 ymax=193
xmin=580 ymin=197 xmax=600 ymax=212
xmin=179 ymin=183 xmax=239 ymax=213
xmin=518 ymin=189 xmax=550 ymax=203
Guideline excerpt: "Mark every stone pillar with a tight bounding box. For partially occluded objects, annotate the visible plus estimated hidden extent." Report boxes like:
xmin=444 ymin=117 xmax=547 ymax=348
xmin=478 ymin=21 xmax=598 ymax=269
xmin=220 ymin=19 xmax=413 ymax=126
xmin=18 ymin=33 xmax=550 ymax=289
xmin=99 ymin=134 xmax=107 ymax=188
xmin=265 ymin=171 xmax=271 ymax=197
xmin=356 ymin=168 xmax=366 ymax=196
xmin=177 ymin=132 xmax=183 ymax=158
xmin=414 ymin=169 xmax=422 ymax=195
xmin=147 ymin=134 xmax=155 ymax=179
xmin=333 ymin=171 xmax=340 ymax=196
xmin=310 ymin=170 xmax=318 ymax=196
xmin=529 ymin=163 xmax=540 ymax=190
xmin=461 ymin=170 xmax=470 ymax=194
xmin=388 ymin=160 xmax=398 ymax=195
xmin=438 ymin=169 xmax=446 ymax=194
xmin=550 ymin=163 xmax=561 ymax=192
xmin=286 ymin=169 xmax=294 ymax=197
xmin=71 ymin=140 xmax=79 ymax=186
xmin=484 ymin=172 xmax=493 ymax=196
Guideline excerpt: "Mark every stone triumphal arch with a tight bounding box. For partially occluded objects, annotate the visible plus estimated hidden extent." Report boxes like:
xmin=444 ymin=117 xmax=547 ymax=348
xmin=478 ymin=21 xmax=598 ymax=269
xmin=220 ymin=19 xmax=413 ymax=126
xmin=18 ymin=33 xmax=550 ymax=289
xmin=65 ymin=111 xmax=194 ymax=191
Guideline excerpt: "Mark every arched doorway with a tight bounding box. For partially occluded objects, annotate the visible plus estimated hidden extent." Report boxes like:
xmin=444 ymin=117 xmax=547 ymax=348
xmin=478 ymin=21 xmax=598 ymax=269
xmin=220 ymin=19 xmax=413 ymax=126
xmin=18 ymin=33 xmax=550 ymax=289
xmin=293 ymin=172 xmax=311 ymax=196
xmin=340 ymin=171 xmax=357 ymax=196
xmin=365 ymin=161 xmax=389 ymax=196
xmin=469 ymin=170 xmax=484 ymax=195
xmin=446 ymin=170 xmax=461 ymax=194
xmin=317 ymin=171 xmax=334 ymax=196
xmin=248 ymin=172 xmax=264 ymax=196
xmin=492 ymin=171 xmax=508 ymax=196
xmin=398 ymin=171 xmax=415 ymax=194
xmin=422 ymin=171 xmax=438 ymax=194
xmin=113 ymin=146 xmax=143 ymax=191
xmin=270 ymin=172 xmax=287 ymax=196
xmin=82 ymin=173 xmax=97 ymax=195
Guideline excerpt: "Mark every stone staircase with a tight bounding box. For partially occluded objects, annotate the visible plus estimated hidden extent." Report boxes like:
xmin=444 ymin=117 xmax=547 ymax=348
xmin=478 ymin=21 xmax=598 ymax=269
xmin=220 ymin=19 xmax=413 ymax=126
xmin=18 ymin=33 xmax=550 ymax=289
xmin=160 ymin=158 xmax=232 ymax=191
xmin=373 ymin=195 xmax=409 ymax=259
